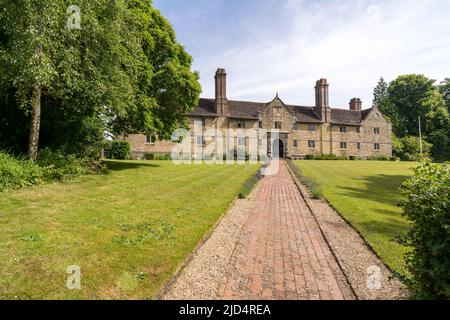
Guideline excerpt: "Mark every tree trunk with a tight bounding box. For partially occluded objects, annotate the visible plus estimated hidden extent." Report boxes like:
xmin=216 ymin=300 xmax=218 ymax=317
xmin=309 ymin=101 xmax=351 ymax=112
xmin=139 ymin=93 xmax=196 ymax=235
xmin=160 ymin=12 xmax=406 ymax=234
xmin=28 ymin=84 xmax=42 ymax=161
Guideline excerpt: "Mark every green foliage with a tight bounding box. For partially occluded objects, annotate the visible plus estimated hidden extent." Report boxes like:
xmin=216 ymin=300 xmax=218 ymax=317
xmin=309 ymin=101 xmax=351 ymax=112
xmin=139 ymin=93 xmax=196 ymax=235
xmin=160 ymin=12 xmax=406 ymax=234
xmin=393 ymin=135 xmax=432 ymax=161
xmin=288 ymin=161 xmax=323 ymax=199
xmin=399 ymin=162 xmax=450 ymax=299
xmin=0 ymin=152 xmax=44 ymax=192
xmin=0 ymin=149 xmax=104 ymax=192
xmin=305 ymin=154 xmax=315 ymax=160
xmin=111 ymin=141 xmax=131 ymax=160
xmin=377 ymin=74 xmax=450 ymax=161
xmin=37 ymin=148 xmax=103 ymax=181
xmin=239 ymin=173 xmax=261 ymax=199
xmin=0 ymin=0 xmax=201 ymax=159
xmin=439 ymin=78 xmax=450 ymax=113
xmin=314 ymin=154 xmax=337 ymax=161
xmin=143 ymin=153 xmax=154 ymax=160
xmin=143 ymin=153 xmax=171 ymax=161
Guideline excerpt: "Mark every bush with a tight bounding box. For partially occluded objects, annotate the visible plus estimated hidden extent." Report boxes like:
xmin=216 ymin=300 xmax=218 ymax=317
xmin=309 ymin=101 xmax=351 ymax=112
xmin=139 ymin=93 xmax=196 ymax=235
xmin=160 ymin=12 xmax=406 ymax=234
xmin=0 ymin=152 xmax=44 ymax=192
xmin=394 ymin=135 xmax=432 ymax=161
xmin=144 ymin=153 xmax=155 ymax=160
xmin=305 ymin=154 xmax=315 ymax=160
xmin=315 ymin=153 xmax=337 ymax=161
xmin=349 ymin=156 xmax=357 ymax=161
xmin=399 ymin=162 xmax=450 ymax=299
xmin=401 ymin=152 xmax=412 ymax=162
xmin=288 ymin=161 xmax=323 ymax=199
xmin=111 ymin=141 xmax=131 ymax=160
xmin=239 ymin=173 xmax=262 ymax=199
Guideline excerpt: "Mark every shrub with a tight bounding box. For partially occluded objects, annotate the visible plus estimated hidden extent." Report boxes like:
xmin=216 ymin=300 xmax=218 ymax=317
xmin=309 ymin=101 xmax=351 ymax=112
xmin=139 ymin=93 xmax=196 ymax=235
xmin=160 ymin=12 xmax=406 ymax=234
xmin=239 ymin=173 xmax=262 ymax=199
xmin=401 ymin=152 xmax=412 ymax=162
xmin=305 ymin=154 xmax=315 ymax=160
xmin=144 ymin=153 xmax=155 ymax=160
xmin=349 ymin=156 xmax=357 ymax=161
xmin=111 ymin=141 xmax=131 ymax=160
xmin=38 ymin=148 xmax=104 ymax=181
xmin=399 ymin=162 xmax=450 ymax=299
xmin=0 ymin=152 xmax=44 ymax=192
xmin=288 ymin=161 xmax=323 ymax=199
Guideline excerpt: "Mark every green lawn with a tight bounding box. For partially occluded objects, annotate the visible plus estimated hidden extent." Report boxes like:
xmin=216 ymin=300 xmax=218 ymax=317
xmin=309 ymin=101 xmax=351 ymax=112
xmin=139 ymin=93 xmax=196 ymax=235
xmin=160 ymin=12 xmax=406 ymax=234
xmin=294 ymin=160 xmax=418 ymax=274
xmin=0 ymin=160 xmax=260 ymax=299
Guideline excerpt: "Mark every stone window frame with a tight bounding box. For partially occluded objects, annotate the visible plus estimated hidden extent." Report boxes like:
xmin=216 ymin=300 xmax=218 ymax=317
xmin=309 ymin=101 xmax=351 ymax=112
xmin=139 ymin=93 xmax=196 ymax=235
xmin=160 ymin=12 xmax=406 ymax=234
xmin=196 ymin=135 xmax=205 ymax=146
xmin=146 ymin=134 xmax=156 ymax=145
xmin=356 ymin=127 xmax=361 ymax=134
xmin=339 ymin=126 xmax=347 ymax=133
xmin=238 ymin=137 xmax=246 ymax=146
xmin=308 ymin=124 xmax=315 ymax=132
xmin=374 ymin=127 xmax=380 ymax=135
xmin=258 ymin=120 xmax=263 ymax=129
xmin=293 ymin=140 xmax=298 ymax=148
xmin=308 ymin=140 xmax=316 ymax=148
xmin=357 ymin=142 xmax=361 ymax=150
xmin=274 ymin=121 xmax=282 ymax=130
xmin=374 ymin=143 xmax=381 ymax=150
xmin=237 ymin=120 xmax=246 ymax=129
xmin=340 ymin=142 xmax=348 ymax=149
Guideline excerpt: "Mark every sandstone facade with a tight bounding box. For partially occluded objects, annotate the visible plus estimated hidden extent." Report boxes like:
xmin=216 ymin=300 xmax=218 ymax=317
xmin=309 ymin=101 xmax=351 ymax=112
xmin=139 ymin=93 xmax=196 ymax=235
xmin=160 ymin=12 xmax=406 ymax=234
xmin=120 ymin=69 xmax=392 ymax=160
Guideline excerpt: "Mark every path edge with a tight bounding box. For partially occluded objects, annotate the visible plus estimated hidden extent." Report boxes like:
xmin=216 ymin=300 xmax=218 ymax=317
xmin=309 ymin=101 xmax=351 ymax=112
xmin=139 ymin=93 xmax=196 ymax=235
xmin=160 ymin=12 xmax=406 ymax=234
xmin=155 ymin=177 xmax=262 ymax=300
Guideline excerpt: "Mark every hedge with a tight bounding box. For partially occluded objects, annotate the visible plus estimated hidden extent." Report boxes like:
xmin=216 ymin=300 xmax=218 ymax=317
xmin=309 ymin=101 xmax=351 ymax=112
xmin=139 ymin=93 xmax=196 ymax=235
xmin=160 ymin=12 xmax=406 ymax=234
xmin=399 ymin=162 xmax=450 ymax=299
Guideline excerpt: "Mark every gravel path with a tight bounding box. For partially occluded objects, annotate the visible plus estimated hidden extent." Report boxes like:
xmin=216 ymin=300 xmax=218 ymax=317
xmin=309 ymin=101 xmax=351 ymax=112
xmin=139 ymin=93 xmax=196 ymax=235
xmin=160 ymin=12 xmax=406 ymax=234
xmin=286 ymin=161 xmax=409 ymax=300
xmin=160 ymin=161 xmax=407 ymax=300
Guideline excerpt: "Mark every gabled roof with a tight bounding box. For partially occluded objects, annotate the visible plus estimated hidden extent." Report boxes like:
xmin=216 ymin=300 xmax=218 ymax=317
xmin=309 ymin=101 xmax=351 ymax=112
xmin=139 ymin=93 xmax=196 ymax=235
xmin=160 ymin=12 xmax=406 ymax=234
xmin=227 ymin=100 xmax=266 ymax=119
xmin=186 ymin=98 xmax=218 ymax=117
xmin=187 ymin=98 xmax=375 ymax=125
xmin=331 ymin=108 xmax=363 ymax=125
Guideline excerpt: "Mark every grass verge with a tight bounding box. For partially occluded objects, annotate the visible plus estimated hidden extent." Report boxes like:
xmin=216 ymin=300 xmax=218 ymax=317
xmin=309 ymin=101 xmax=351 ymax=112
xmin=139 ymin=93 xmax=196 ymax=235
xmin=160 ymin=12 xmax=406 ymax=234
xmin=293 ymin=160 xmax=418 ymax=274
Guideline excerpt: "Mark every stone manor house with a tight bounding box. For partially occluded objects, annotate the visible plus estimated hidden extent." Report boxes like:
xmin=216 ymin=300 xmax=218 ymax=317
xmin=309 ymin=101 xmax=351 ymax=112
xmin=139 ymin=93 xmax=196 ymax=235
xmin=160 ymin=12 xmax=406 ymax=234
xmin=122 ymin=68 xmax=392 ymax=159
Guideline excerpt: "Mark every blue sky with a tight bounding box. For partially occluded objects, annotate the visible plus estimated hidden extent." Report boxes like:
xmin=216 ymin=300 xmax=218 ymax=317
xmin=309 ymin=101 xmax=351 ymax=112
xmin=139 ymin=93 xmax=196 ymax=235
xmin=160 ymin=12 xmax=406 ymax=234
xmin=153 ymin=0 xmax=450 ymax=109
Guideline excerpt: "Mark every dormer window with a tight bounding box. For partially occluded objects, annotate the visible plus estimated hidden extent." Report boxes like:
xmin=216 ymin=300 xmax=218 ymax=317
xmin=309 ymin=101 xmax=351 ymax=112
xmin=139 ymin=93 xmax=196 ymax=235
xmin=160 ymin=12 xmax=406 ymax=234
xmin=340 ymin=126 xmax=347 ymax=133
xmin=237 ymin=120 xmax=246 ymax=129
xmin=308 ymin=124 xmax=315 ymax=132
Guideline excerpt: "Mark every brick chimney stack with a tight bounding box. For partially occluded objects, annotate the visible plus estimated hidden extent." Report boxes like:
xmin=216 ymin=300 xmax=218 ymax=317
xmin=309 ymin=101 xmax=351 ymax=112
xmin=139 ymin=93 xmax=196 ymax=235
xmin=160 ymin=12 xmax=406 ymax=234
xmin=315 ymin=78 xmax=331 ymax=122
xmin=215 ymin=68 xmax=228 ymax=117
xmin=349 ymin=98 xmax=362 ymax=111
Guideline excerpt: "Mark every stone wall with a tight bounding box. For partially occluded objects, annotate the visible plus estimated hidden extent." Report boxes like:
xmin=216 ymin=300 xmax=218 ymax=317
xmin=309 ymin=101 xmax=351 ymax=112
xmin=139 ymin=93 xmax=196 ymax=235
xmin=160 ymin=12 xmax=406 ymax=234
xmin=121 ymin=106 xmax=392 ymax=160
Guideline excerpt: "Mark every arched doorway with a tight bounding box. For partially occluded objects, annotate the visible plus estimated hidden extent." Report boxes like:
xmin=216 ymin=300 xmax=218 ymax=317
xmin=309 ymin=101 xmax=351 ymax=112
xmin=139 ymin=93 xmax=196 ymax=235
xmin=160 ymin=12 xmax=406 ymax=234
xmin=272 ymin=139 xmax=285 ymax=158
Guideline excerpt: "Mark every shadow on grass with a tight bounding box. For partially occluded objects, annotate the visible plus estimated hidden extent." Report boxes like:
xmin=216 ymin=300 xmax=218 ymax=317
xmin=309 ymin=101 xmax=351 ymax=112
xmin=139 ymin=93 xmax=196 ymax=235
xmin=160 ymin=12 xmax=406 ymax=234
xmin=337 ymin=174 xmax=410 ymax=209
xmin=357 ymin=216 xmax=408 ymax=239
xmin=104 ymin=160 xmax=161 ymax=172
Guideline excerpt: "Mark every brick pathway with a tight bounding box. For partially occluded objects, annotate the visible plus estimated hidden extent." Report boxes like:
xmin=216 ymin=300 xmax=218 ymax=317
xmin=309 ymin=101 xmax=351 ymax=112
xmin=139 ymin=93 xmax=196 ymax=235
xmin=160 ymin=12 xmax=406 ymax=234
xmin=216 ymin=161 xmax=353 ymax=300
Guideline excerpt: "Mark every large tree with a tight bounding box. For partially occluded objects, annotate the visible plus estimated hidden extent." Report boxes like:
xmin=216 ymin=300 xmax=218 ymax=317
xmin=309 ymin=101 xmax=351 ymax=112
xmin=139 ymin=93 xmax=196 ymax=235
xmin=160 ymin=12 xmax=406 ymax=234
xmin=0 ymin=0 xmax=201 ymax=159
xmin=372 ymin=77 xmax=403 ymax=135
xmin=387 ymin=75 xmax=450 ymax=161
xmin=439 ymin=78 xmax=450 ymax=113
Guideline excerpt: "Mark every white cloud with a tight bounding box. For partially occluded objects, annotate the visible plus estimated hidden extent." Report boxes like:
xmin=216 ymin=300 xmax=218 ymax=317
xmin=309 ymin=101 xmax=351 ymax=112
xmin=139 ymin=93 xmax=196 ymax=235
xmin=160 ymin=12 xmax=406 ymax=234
xmin=193 ymin=0 xmax=450 ymax=109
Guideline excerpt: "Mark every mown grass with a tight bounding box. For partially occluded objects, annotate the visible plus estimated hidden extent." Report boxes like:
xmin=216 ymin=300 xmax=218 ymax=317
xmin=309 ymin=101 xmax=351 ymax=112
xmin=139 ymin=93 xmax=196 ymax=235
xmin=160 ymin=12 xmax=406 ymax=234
xmin=293 ymin=160 xmax=418 ymax=274
xmin=0 ymin=160 xmax=260 ymax=299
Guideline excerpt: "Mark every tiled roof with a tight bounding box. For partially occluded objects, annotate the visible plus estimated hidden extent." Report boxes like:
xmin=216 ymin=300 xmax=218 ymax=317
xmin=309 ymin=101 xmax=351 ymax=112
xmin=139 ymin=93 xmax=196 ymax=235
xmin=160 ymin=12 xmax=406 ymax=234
xmin=330 ymin=108 xmax=362 ymax=125
xmin=187 ymin=98 xmax=374 ymax=125
xmin=289 ymin=105 xmax=322 ymax=123
xmin=227 ymin=100 xmax=266 ymax=119
xmin=186 ymin=98 xmax=218 ymax=117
